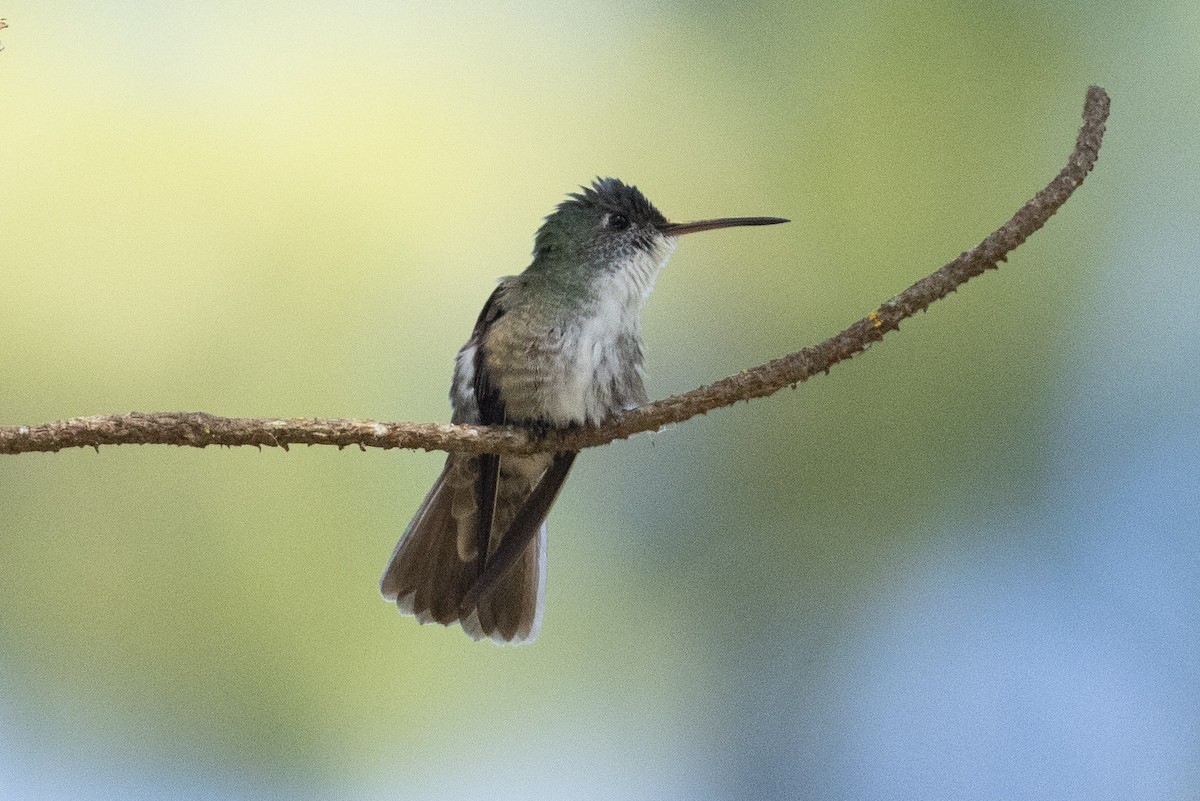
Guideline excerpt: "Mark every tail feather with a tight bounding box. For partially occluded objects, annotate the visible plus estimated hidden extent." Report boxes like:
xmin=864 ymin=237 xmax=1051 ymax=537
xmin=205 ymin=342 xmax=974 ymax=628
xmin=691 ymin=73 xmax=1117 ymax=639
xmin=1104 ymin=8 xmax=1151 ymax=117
xmin=380 ymin=455 xmax=546 ymax=644
xmin=463 ymin=522 xmax=546 ymax=643
xmin=381 ymin=463 xmax=474 ymax=627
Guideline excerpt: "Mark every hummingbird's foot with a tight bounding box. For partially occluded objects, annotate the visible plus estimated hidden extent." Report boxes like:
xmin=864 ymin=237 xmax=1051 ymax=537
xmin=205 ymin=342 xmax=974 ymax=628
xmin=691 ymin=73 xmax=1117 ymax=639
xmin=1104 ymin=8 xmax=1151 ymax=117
xmin=520 ymin=418 xmax=557 ymax=441
xmin=519 ymin=418 xmax=587 ymax=443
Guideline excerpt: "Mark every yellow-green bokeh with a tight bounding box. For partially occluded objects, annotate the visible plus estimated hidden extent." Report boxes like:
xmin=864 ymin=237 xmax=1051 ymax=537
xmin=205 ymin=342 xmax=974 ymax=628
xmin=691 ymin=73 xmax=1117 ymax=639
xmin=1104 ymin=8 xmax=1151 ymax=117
xmin=2 ymin=3 xmax=1197 ymax=799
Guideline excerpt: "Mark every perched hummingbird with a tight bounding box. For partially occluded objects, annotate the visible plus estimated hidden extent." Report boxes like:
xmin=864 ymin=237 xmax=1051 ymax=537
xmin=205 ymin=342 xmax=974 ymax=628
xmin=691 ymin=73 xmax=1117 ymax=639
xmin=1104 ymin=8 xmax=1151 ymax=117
xmin=380 ymin=178 xmax=787 ymax=644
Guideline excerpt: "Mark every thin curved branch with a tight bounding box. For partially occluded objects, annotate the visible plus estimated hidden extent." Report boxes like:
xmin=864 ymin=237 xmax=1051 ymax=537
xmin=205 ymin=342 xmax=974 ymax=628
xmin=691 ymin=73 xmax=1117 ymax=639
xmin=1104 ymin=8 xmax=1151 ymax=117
xmin=0 ymin=86 xmax=1110 ymax=458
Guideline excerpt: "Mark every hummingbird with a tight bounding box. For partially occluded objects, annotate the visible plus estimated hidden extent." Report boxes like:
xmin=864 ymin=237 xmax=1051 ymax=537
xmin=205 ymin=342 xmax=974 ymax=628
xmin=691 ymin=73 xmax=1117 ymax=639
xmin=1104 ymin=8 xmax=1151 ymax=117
xmin=380 ymin=178 xmax=787 ymax=644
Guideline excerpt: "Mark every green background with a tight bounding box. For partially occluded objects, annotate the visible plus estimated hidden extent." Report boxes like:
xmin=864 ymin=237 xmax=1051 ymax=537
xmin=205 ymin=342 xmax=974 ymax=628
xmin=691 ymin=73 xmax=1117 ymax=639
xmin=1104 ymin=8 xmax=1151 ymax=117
xmin=1 ymin=2 xmax=1196 ymax=799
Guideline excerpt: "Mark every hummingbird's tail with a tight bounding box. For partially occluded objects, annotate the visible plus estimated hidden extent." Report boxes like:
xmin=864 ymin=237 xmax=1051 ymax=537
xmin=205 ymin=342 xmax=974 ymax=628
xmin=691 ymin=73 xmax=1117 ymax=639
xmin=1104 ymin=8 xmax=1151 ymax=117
xmin=380 ymin=454 xmax=548 ymax=644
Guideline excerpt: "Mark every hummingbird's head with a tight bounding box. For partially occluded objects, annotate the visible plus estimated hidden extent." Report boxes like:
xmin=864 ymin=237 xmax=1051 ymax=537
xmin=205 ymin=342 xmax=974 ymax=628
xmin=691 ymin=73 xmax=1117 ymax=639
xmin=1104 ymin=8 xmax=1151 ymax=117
xmin=528 ymin=177 xmax=788 ymax=301
xmin=532 ymin=178 xmax=672 ymax=277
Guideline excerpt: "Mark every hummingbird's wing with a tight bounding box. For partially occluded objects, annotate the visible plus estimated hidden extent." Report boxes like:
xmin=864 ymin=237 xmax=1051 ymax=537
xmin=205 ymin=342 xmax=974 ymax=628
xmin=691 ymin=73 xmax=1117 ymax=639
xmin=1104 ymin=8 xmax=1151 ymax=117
xmin=457 ymin=286 xmax=563 ymax=640
xmin=381 ymin=284 xmax=557 ymax=643
xmin=469 ymin=289 xmax=506 ymax=578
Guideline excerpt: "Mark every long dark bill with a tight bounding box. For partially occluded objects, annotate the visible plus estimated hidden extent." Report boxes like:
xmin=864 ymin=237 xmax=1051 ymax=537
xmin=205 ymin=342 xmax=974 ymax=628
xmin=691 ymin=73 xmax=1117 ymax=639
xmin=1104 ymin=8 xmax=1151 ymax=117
xmin=659 ymin=216 xmax=789 ymax=236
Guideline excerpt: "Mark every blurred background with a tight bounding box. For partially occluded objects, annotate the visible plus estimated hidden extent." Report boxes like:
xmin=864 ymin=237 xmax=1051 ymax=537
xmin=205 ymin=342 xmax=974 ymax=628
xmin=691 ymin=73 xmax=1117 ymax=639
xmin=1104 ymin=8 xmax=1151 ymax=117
xmin=1 ymin=2 xmax=1197 ymax=799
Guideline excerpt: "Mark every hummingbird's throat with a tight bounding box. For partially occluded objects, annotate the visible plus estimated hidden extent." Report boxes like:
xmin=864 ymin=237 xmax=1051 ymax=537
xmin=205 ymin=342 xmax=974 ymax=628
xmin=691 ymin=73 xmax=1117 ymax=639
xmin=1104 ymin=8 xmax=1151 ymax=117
xmin=615 ymin=235 xmax=676 ymax=303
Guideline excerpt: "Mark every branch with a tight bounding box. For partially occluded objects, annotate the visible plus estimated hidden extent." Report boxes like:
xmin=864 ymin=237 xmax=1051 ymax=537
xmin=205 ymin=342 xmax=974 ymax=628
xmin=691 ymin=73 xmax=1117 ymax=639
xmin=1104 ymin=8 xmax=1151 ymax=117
xmin=0 ymin=86 xmax=1110 ymax=458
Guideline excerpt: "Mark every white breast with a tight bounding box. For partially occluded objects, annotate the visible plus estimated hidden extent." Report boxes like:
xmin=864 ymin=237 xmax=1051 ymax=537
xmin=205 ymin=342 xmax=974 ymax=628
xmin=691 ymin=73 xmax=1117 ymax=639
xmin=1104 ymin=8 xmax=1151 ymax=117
xmin=487 ymin=238 xmax=677 ymax=426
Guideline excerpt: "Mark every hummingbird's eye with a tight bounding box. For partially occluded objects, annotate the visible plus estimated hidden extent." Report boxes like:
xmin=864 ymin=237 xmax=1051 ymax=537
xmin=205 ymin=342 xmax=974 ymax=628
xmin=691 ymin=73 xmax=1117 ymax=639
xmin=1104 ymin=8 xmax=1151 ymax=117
xmin=607 ymin=213 xmax=631 ymax=231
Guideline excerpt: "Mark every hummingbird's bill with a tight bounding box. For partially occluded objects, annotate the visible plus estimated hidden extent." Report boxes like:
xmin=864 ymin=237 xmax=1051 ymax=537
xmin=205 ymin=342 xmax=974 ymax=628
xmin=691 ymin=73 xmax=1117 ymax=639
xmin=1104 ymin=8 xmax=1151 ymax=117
xmin=658 ymin=217 xmax=789 ymax=236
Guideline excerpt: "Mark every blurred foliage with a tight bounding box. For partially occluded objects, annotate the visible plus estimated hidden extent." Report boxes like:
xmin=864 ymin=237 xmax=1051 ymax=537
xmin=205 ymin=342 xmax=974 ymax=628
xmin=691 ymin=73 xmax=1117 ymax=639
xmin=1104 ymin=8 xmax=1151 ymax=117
xmin=1 ymin=2 xmax=1197 ymax=799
